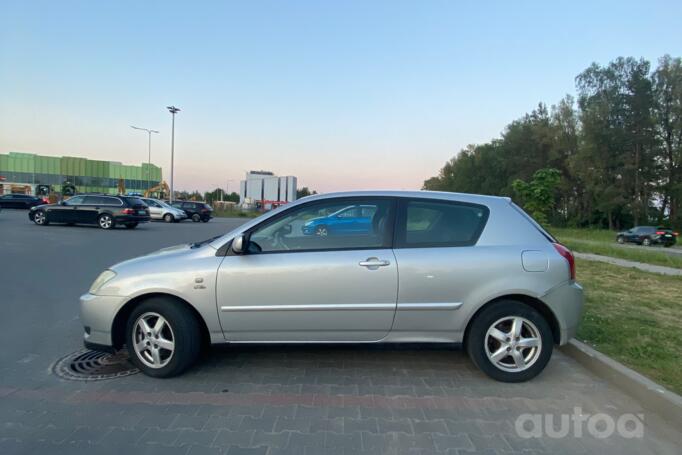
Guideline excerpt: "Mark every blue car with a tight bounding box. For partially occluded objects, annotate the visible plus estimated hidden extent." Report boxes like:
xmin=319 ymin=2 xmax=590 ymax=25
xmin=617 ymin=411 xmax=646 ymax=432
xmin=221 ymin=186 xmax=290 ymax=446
xmin=302 ymin=205 xmax=377 ymax=236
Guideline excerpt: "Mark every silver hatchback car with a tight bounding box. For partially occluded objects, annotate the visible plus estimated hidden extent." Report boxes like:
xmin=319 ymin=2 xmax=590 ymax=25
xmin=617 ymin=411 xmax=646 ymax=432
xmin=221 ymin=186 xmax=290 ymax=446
xmin=81 ymin=191 xmax=583 ymax=382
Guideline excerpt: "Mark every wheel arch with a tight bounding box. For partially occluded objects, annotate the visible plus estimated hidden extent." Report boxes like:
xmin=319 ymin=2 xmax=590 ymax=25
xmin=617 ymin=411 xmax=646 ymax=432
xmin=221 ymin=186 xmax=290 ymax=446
xmin=111 ymin=292 xmax=210 ymax=350
xmin=463 ymin=293 xmax=561 ymax=346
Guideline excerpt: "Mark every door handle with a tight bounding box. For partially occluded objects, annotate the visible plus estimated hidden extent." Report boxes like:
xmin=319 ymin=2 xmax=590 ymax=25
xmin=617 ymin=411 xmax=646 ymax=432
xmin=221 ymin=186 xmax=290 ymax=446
xmin=359 ymin=257 xmax=390 ymax=269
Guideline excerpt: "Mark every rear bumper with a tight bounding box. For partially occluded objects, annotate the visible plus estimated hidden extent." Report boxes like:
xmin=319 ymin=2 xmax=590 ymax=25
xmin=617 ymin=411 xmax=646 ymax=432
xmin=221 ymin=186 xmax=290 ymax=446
xmin=541 ymin=281 xmax=584 ymax=345
xmin=114 ymin=215 xmax=150 ymax=223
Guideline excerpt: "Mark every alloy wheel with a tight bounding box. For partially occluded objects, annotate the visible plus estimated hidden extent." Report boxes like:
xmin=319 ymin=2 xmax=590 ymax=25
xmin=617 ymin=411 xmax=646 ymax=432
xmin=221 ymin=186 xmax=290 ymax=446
xmin=34 ymin=211 xmax=46 ymax=225
xmin=315 ymin=226 xmax=328 ymax=237
xmin=132 ymin=312 xmax=175 ymax=369
xmin=484 ymin=316 xmax=542 ymax=372
xmin=99 ymin=215 xmax=113 ymax=229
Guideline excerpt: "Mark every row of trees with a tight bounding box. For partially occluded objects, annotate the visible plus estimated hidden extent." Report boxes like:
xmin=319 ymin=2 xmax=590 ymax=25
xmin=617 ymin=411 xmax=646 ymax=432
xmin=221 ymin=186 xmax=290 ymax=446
xmin=424 ymin=55 xmax=682 ymax=229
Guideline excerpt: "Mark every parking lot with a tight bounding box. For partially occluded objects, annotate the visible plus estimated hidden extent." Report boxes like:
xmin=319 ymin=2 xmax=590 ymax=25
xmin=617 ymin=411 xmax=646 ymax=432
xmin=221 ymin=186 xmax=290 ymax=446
xmin=0 ymin=208 xmax=680 ymax=454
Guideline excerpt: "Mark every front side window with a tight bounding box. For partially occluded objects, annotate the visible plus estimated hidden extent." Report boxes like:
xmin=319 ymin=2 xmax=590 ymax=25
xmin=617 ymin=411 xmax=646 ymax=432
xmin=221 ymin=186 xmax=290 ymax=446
xmin=247 ymin=198 xmax=395 ymax=253
xmin=396 ymin=199 xmax=489 ymax=248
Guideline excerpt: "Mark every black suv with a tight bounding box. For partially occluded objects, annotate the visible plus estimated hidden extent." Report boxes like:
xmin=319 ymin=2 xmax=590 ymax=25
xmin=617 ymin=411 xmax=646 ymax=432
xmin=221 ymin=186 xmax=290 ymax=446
xmin=0 ymin=194 xmax=48 ymax=209
xmin=616 ymin=226 xmax=678 ymax=247
xmin=29 ymin=195 xmax=150 ymax=229
xmin=170 ymin=201 xmax=213 ymax=222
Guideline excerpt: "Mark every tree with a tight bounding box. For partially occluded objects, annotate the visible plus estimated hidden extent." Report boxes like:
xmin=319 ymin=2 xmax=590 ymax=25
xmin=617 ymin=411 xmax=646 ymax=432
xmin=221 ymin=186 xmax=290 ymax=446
xmin=296 ymin=187 xmax=317 ymax=198
xmin=512 ymin=169 xmax=562 ymax=225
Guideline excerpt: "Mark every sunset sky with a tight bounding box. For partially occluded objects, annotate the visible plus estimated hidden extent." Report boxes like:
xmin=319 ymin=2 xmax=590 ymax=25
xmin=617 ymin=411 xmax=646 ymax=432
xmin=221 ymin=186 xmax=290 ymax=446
xmin=1 ymin=0 xmax=680 ymax=193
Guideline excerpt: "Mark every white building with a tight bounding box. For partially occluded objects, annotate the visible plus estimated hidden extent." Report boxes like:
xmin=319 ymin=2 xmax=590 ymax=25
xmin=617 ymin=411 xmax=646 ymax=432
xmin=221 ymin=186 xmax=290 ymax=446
xmin=239 ymin=171 xmax=297 ymax=208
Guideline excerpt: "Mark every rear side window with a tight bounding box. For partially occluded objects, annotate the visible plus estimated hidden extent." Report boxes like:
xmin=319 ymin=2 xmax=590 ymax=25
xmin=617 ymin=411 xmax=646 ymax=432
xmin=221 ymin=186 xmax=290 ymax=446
xmin=396 ymin=199 xmax=489 ymax=248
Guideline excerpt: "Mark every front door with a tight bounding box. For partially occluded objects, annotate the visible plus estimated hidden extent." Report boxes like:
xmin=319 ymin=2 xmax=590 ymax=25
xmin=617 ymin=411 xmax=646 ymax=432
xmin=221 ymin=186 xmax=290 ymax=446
xmin=49 ymin=195 xmax=85 ymax=223
xmin=216 ymin=197 xmax=398 ymax=342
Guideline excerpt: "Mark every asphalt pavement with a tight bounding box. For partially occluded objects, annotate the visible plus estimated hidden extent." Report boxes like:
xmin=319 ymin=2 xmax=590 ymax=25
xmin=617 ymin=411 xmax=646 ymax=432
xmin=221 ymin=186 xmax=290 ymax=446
xmin=0 ymin=208 xmax=680 ymax=454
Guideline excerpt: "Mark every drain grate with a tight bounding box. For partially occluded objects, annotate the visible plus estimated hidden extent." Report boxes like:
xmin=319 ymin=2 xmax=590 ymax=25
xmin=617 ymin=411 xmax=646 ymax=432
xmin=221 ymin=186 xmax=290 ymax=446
xmin=52 ymin=349 xmax=139 ymax=381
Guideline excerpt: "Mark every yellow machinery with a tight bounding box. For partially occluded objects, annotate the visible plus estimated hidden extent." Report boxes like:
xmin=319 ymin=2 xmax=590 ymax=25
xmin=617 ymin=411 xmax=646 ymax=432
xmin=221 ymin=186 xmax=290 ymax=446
xmin=144 ymin=181 xmax=170 ymax=199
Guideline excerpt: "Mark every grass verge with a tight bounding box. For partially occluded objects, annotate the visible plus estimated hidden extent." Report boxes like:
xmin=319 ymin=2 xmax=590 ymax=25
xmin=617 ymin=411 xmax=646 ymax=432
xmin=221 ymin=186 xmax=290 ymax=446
xmin=212 ymin=209 xmax=262 ymax=219
xmin=575 ymin=258 xmax=682 ymax=394
xmin=549 ymin=227 xmax=682 ymax=269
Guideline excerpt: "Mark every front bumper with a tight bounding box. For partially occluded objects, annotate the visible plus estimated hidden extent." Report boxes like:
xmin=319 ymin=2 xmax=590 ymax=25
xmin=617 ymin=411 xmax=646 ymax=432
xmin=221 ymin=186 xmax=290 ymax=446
xmin=541 ymin=281 xmax=584 ymax=345
xmin=80 ymin=293 xmax=127 ymax=348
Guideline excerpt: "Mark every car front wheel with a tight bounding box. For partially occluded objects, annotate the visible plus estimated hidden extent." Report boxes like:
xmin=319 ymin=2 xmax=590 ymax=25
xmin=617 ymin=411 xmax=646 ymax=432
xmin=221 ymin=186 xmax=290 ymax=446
xmin=466 ymin=300 xmax=553 ymax=382
xmin=192 ymin=214 xmax=201 ymax=222
xmin=616 ymin=236 xmax=625 ymax=244
xmin=33 ymin=210 xmax=48 ymax=225
xmin=125 ymin=298 xmax=201 ymax=378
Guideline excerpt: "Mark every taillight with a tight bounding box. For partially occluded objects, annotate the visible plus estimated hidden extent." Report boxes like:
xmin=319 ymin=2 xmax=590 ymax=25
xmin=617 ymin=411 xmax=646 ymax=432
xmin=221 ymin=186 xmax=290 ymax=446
xmin=553 ymin=243 xmax=576 ymax=281
xmin=42 ymin=198 xmax=49 ymax=204
xmin=201 ymin=209 xmax=208 ymax=213
xmin=121 ymin=208 xmax=134 ymax=215
xmin=656 ymin=231 xmax=665 ymax=235
xmin=674 ymin=232 xmax=679 ymax=237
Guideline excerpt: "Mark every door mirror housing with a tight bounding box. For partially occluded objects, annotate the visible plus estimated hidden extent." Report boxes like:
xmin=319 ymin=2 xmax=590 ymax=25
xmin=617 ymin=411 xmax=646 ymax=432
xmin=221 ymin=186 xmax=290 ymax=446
xmin=232 ymin=235 xmax=247 ymax=254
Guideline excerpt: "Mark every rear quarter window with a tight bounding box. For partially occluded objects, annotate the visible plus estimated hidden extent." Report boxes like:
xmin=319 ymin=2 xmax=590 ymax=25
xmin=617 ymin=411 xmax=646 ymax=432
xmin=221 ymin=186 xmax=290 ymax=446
xmin=396 ymin=199 xmax=489 ymax=248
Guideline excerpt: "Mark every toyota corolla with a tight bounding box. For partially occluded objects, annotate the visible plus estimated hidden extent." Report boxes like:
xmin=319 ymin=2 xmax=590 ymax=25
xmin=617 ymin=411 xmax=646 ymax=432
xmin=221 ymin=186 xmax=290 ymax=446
xmin=81 ymin=190 xmax=583 ymax=382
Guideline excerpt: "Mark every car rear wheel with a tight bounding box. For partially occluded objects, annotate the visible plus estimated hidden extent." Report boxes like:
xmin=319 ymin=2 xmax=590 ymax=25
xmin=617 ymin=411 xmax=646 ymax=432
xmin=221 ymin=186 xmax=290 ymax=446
xmin=125 ymin=298 xmax=202 ymax=378
xmin=33 ymin=210 xmax=48 ymax=226
xmin=191 ymin=214 xmax=201 ymax=222
xmin=98 ymin=214 xmax=114 ymax=230
xmin=466 ymin=300 xmax=553 ymax=382
xmin=616 ymin=236 xmax=625 ymax=244
xmin=642 ymin=237 xmax=652 ymax=247
xmin=164 ymin=213 xmax=174 ymax=223
xmin=125 ymin=223 xmax=138 ymax=229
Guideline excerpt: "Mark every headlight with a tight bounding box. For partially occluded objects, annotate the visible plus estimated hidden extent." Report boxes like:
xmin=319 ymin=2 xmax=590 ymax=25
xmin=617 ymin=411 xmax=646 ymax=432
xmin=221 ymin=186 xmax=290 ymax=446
xmin=89 ymin=270 xmax=117 ymax=294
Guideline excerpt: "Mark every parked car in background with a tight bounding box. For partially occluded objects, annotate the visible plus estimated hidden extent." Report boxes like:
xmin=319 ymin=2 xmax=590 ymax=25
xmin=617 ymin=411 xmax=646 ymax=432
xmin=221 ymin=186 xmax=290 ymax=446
xmin=616 ymin=226 xmax=678 ymax=247
xmin=30 ymin=195 xmax=150 ymax=229
xmin=302 ymin=204 xmax=377 ymax=236
xmin=0 ymin=194 xmax=48 ymax=209
xmin=170 ymin=201 xmax=213 ymax=222
xmin=140 ymin=197 xmax=187 ymax=223
xmin=81 ymin=190 xmax=583 ymax=382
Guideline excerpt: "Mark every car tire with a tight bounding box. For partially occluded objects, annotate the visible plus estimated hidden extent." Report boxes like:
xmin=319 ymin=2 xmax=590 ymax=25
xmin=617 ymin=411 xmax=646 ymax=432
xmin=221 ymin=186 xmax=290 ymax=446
xmin=98 ymin=214 xmax=114 ymax=230
xmin=33 ymin=210 xmax=48 ymax=226
xmin=125 ymin=298 xmax=202 ymax=378
xmin=466 ymin=300 xmax=553 ymax=383
xmin=125 ymin=223 xmax=138 ymax=229
xmin=164 ymin=213 xmax=174 ymax=223
xmin=642 ymin=237 xmax=652 ymax=247
xmin=616 ymin=236 xmax=625 ymax=244
xmin=192 ymin=214 xmax=201 ymax=222
xmin=315 ymin=225 xmax=329 ymax=237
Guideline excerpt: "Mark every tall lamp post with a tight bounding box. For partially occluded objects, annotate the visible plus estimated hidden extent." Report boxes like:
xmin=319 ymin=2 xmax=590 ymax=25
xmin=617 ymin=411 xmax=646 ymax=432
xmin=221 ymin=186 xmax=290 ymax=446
xmin=166 ymin=106 xmax=181 ymax=202
xmin=130 ymin=126 xmax=159 ymax=192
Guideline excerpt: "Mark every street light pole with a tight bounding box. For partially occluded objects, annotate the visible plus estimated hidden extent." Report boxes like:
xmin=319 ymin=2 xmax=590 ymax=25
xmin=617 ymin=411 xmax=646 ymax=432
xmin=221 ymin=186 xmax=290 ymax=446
xmin=130 ymin=126 xmax=159 ymax=192
xmin=166 ymin=106 xmax=181 ymax=203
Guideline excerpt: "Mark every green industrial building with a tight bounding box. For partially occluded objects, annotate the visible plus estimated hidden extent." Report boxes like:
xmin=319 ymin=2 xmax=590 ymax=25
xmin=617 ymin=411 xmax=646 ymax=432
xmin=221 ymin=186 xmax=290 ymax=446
xmin=0 ymin=152 xmax=162 ymax=195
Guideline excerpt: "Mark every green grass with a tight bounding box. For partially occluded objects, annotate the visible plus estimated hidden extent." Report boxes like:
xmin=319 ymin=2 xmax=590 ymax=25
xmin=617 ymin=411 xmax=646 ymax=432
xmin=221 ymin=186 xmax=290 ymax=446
xmin=575 ymin=259 xmax=682 ymax=394
xmin=212 ymin=208 xmax=262 ymax=219
xmin=550 ymin=227 xmax=682 ymax=270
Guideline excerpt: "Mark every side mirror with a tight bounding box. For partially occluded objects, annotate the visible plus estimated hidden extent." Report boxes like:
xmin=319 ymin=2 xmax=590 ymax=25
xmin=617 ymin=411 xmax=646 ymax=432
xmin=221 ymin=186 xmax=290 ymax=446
xmin=59 ymin=200 xmax=66 ymax=206
xmin=232 ymin=235 xmax=246 ymax=254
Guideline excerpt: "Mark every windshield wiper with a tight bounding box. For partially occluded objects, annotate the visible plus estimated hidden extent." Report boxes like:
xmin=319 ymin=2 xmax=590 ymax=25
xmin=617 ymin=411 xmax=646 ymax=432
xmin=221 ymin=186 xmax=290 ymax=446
xmin=190 ymin=235 xmax=220 ymax=249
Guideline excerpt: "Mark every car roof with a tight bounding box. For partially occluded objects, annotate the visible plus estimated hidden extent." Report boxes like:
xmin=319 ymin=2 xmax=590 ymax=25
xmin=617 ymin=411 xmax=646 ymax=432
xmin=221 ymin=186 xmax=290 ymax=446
xmin=299 ymin=190 xmax=511 ymax=205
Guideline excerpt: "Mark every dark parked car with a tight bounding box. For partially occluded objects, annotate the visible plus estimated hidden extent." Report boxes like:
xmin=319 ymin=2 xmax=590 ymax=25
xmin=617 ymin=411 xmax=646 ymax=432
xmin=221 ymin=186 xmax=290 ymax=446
xmin=170 ymin=201 xmax=213 ymax=222
xmin=616 ymin=226 xmax=678 ymax=247
xmin=29 ymin=195 xmax=150 ymax=229
xmin=0 ymin=194 xmax=48 ymax=209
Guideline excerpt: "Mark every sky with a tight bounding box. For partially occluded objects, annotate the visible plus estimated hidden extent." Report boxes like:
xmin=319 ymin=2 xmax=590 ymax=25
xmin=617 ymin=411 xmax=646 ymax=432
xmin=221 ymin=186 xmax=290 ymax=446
xmin=1 ymin=1 xmax=681 ymax=193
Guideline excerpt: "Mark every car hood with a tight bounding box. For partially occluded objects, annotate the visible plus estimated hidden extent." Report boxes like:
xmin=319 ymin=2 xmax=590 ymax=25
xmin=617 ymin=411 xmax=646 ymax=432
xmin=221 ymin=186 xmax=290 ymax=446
xmin=109 ymin=241 xmax=215 ymax=272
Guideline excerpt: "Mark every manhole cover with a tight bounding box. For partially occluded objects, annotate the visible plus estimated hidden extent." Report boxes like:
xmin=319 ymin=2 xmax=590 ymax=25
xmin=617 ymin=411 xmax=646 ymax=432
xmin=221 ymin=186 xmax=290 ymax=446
xmin=52 ymin=349 xmax=139 ymax=381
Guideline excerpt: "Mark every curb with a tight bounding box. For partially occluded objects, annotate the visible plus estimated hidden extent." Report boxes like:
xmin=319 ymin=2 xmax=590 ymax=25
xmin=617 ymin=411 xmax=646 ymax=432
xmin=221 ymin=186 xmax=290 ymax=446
xmin=561 ymin=339 xmax=682 ymax=428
